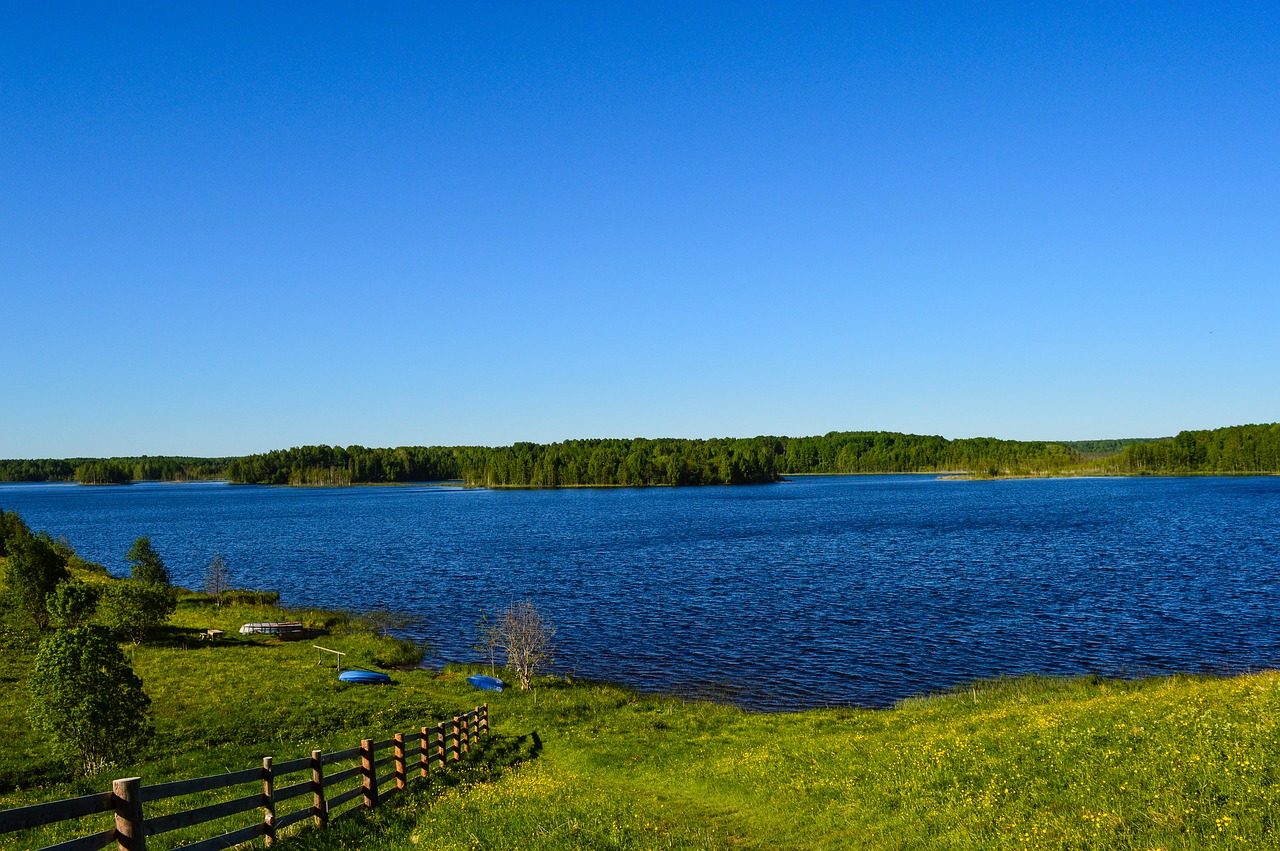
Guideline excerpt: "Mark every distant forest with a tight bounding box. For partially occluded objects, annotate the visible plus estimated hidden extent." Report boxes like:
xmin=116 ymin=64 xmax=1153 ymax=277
xmin=2 ymin=424 xmax=1279 ymax=488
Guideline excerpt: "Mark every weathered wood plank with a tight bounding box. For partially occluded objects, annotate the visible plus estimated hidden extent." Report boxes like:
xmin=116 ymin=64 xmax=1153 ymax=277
xmin=175 ymin=821 xmax=266 ymax=851
xmin=0 ymin=790 xmax=114 ymax=833
xmin=369 ymin=738 xmax=396 ymax=752
xmin=140 ymin=767 xmax=263 ymax=803
xmin=372 ymin=755 xmax=396 ymax=771
xmin=38 ymin=826 xmax=117 ymax=851
xmin=145 ymin=792 xmax=264 ymax=836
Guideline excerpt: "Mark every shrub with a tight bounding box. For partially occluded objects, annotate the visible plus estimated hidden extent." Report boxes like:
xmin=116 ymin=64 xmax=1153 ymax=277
xmin=0 ymin=508 xmax=31 ymax=556
xmin=98 ymin=580 xmax=177 ymax=644
xmin=29 ymin=626 xmax=153 ymax=774
xmin=47 ymin=579 xmax=101 ymax=628
xmin=3 ymin=530 xmax=70 ymax=630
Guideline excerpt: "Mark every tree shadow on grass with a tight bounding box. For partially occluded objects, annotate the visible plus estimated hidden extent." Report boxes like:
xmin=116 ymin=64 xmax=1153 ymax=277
xmin=273 ymin=730 xmax=543 ymax=850
xmin=142 ymin=628 xmax=273 ymax=651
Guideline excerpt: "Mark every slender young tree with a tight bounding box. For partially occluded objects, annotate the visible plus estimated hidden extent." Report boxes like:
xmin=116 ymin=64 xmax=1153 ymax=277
xmin=203 ymin=552 xmax=231 ymax=606
xmin=126 ymin=536 xmax=170 ymax=585
xmin=492 ymin=600 xmax=556 ymax=690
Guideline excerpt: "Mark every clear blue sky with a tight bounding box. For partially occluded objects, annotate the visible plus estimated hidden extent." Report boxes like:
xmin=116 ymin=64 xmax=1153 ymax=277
xmin=3 ymin=3 xmax=1277 ymax=457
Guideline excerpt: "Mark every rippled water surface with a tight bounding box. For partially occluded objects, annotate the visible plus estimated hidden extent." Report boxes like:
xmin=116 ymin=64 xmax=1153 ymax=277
xmin=3 ymin=476 xmax=1278 ymax=709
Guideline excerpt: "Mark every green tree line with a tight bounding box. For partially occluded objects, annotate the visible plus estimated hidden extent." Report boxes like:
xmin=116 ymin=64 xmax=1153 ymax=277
xmin=4 ymin=425 xmax=1279 ymax=487
xmin=0 ymin=457 xmax=228 ymax=485
xmin=1100 ymin=423 xmax=1280 ymax=474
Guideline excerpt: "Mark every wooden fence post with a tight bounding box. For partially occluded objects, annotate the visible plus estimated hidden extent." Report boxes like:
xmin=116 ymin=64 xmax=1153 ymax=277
xmin=360 ymin=739 xmax=378 ymax=809
xmin=113 ymin=777 xmax=145 ymax=851
xmin=420 ymin=727 xmax=430 ymax=779
xmin=459 ymin=713 xmax=469 ymax=756
xmin=433 ymin=722 xmax=446 ymax=771
xmin=262 ymin=756 xmax=275 ymax=846
xmin=471 ymin=707 xmax=480 ymax=745
xmin=311 ymin=749 xmax=327 ymax=827
xmin=481 ymin=703 xmax=489 ymax=735
xmin=393 ymin=733 xmax=406 ymax=791
xmin=449 ymin=718 xmax=460 ymax=763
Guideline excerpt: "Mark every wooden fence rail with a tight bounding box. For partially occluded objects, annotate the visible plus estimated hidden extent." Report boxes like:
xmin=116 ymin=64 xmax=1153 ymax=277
xmin=0 ymin=704 xmax=488 ymax=851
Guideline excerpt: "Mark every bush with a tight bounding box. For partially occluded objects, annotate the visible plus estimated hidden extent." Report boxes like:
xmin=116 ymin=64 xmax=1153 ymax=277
xmin=47 ymin=579 xmax=101 ymax=628
xmin=29 ymin=626 xmax=153 ymax=774
xmin=3 ymin=530 xmax=70 ymax=630
xmin=98 ymin=581 xmax=177 ymax=644
xmin=0 ymin=508 xmax=31 ymax=557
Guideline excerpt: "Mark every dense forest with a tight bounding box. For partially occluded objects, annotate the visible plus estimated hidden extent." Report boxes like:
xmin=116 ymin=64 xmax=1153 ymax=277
xmin=1099 ymin=423 xmax=1280 ymax=474
xmin=0 ymin=457 xmax=227 ymax=485
xmin=2 ymin=425 xmax=1278 ymax=488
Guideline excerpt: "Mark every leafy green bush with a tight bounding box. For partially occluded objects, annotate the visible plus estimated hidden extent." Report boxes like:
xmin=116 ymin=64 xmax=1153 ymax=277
xmin=0 ymin=508 xmax=31 ymax=556
xmin=2 ymin=530 xmax=69 ymax=630
xmin=98 ymin=580 xmax=177 ymax=644
xmin=46 ymin=579 xmax=100 ymax=629
xmin=28 ymin=626 xmax=153 ymax=774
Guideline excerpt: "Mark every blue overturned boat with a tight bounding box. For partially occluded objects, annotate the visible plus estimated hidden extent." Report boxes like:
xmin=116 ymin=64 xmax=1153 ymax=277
xmin=338 ymin=669 xmax=392 ymax=685
xmin=466 ymin=674 xmax=504 ymax=692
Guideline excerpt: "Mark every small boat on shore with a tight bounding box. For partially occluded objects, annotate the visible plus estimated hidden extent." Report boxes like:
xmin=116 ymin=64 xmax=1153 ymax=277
xmin=239 ymin=621 xmax=306 ymax=636
xmin=338 ymin=669 xmax=392 ymax=685
xmin=466 ymin=674 xmax=505 ymax=692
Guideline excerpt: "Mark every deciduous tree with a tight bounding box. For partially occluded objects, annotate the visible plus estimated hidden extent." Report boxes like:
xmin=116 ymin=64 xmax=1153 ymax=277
xmin=126 ymin=536 xmax=170 ymax=585
xmin=98 ymin=580 xmax=176 ymax=644
xmin=491 ymin=600 xmax=556 ymax=690
xmin=29 ymin=626 xmax=153 ymax=774
xmin=203 ymin=552 xmax=231 ymax=606
xmin=47 ymin=579 xmax=100 ymax=629
xmin=3 ymin=530 xmax=69 ymax=630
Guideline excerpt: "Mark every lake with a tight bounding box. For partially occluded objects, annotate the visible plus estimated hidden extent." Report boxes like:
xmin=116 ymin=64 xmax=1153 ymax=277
xmin=2 ymin=475 xmax=1278 ymax=710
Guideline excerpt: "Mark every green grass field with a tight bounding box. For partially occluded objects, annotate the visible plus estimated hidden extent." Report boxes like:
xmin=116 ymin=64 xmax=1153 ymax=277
xmin=3 ymin=582 xmax=1280 ymax=849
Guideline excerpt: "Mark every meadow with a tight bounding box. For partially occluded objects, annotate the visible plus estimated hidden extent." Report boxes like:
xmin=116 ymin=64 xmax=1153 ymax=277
xmin=3 ymin=566 xmax=1280 ymax=849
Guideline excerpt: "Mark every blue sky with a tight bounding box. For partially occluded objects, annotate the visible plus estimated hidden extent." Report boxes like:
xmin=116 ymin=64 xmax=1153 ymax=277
xmin=3 ymin=3 xmax=1277 ymax=457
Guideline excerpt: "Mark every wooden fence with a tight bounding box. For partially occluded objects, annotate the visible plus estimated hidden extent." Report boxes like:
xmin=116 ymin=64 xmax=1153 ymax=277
xmin=0 ymin=704 xmax=489 ymax=851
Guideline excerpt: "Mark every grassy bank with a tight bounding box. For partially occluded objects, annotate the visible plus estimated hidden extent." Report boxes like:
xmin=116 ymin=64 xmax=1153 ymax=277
xmin=3 ymin=582 xmax=1280 ymax=849
xmin=280 ymin=671 xmax=1280 ymax=850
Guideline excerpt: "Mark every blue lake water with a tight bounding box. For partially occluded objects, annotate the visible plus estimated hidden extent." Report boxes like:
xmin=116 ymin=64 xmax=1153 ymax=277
xmin=2 ymin=475 xmax=1278 ymax=710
